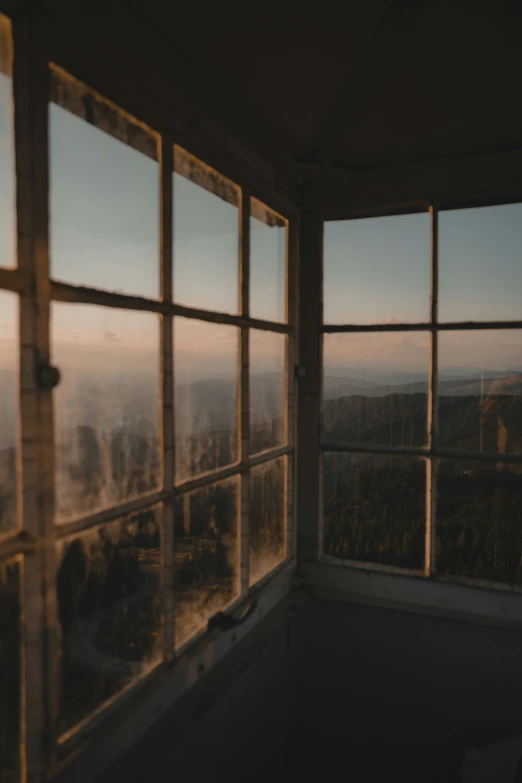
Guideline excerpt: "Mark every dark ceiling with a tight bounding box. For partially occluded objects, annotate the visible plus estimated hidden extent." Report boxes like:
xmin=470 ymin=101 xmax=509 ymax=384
xmin=126 ymin=0 xmax=522 ymax=174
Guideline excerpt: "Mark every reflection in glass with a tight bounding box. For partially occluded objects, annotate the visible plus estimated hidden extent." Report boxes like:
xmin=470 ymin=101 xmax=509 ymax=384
xmin=323 ymin=213 xmax=430 ymax=325
xmin=437 ymin=460 xmax=522 ymax=585
xmin=50 ymin=86 xmax=160 ymax=298
xmin=56 ymin=507 xmax=162 ymax=736
xmin=438 ymin=331 xmax=522 ymax=454
xmin=250 ymin=458 xmax=285 ymax=585
xmin=323 ymin=333 xmax=429 ymax=447
xmin=250 ymin=199 xmax=286 ymax=322
xmin=250 ymin=330 xmax=286 ymax=455
xmin=0 ymin=558 xmax=20 ymax=783
xmin=174 ymin=318 xmax=238 ymax=482
xmin=174 ymin=479 xmax=239 ymax=648
xmin=0 ymin=290 xmax=18 ymax=533
xmin=323 ymin=453 xmax=425 ymax=569
xmin=173 ymin=147 xmax=239 ymax=314
xmin=439 ymin=204 xmax=522 ymax=322
xmin=52 ymin=304 xmax=161 ymax=522
xmin=0 ymin=15 xmax=14 ymax=270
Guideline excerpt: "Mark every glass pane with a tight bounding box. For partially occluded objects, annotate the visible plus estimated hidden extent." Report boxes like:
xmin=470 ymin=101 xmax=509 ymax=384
xmin=437 ymin=460 xmax=522 ymax=585
xmin=439 ymin=204 xmax=522 ymax=322
xmin=323 ymin=213 xmax=430 ymax=325
xmin=323 ymin=332 xmax=429 ymax=447
xmin=249 ymin=457 xmax=286 ymax=586
xmin=0 ymin=558 xmax=20 ymax=783
xmin=52 ymin=304 xmax=161 ymax=522
xmin=250 ymin=199 xmax=286 ymax=322
xmin=0 ymin=290 xmax=18 ymax=534
xmin=438 ymin=330 xmax=522 ymax=454
xmin=0 ymin=15 xmax=14 ymax=269
xmin=173 ymin=147 xmax=239 ymax=314
xmin=174 ymin=478 xmax=239 ymax=648
xmin=174 ymin=318 xmax=238 ymax=482
xmin=250 ymin=330 xmax=286 ymax=455
xmin=50 ymin=84 xmax=160 ymax=298
xmin=57 ymin=506 xmax=162 ymax=736
xmin=323 ymin=453 xmax=426 ymax=569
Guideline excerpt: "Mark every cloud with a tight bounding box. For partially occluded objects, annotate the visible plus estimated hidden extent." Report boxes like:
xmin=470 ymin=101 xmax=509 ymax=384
xmin=99 ymin=331 xmax=123 ymax=344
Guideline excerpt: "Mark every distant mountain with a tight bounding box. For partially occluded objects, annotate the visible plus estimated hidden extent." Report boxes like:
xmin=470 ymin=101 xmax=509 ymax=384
xmin=324 ymin=373 xmax=522 ymax=400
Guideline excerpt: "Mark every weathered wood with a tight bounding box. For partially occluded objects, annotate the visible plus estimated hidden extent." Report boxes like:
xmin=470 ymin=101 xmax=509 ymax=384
xmin=239 ymin=189 xmax=250 ymax=596
xmin=323 ymin=320 xmax=522 ymax=333
xmin=12 ymin=14 xmax=46 ymax=783
xmin=296 ymin=214 xmax=323 ymax=565
xmin=160 ymin=136 xmax=175 ymax=661
xmin=425 ymin=207 xmax=439 ymax=576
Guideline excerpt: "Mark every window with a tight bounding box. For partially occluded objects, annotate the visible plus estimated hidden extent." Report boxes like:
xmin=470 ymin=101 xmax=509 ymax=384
xmin=322 ymin=205 xmax=522 ymax=584
xmin=0 ymin=44 xmax=296 ymax=776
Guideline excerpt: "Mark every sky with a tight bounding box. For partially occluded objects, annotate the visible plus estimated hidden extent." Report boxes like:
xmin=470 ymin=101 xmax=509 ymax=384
xmin=1 ymin=71 xmax=522 ymax=381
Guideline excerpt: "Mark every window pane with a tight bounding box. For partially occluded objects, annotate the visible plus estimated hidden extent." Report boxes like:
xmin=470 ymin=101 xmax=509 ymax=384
xmin=323 ymin=453 xmax=426 ymax=569
xmin=438 ymin=330 xmax=522 ymax=454
xmin=250 ymin=457 xmax=286 ymax=586
xmin=439 ymin=204 xmax=522 ymax=322
xmin=174 ymin=478 xmax=239 ymax=649
xmin=437 ymin=460 xmax=522 ymax=585
xmin=323 ymin=333 xmax=429 ymax=447
xmin=250 ymin=330 xmax=286 ymax=455
xmin=173 ymin=147 xmax=239 ymax=314
xmin=250 ymin=199 xmax=286 ymax=322
xmin=57 ymin=506 xmax=162 ymax=736
xmin=0 ymin=290 xmax=18 ymax=534
xmin=0 ymin=15 xmax=14 ymax=269
xmin=323 ymin=213 xmax=430 ymax=325
xmin=52 ymin=304 xmax=161 ymax=522
xmin=50 ymin=75 xmax=160 ymax=298
xmin=174 ymin=318 xmax=238 ymax=482
xmin=0 ymin=558 xmax=20 ymax=783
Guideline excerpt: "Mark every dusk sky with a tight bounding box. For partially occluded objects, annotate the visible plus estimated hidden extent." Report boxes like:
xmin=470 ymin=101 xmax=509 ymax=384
xmin=1 ymin=77 xmax=521 ymax=379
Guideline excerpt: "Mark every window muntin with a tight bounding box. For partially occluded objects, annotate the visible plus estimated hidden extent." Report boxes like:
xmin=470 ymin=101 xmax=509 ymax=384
xmin=0 ymin=557 xmax=20 ymax=783
xmin=0 ymin=289 xmax=18 ymax=534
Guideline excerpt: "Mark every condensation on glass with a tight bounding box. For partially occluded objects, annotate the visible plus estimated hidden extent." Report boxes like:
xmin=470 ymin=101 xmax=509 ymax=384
xmin=174 ymin=478 xmax=239 ymax=649
xmin=323 ymin=332 xmax=429 ymax=447
xmin=250 ymin=198 xmax=287 ymax=323
xmin=49 ymin=66 xmax=160 ymax=298
xmin=173 ymin=146 xmax=240 ymax=314
xmin=323 ymin=212 xmax=431 ymax=325
xmin=0 ymin=14 xmax=15 ymax=270
xmin=56 ymin=506 xmax=162 ymax=737
xmin=0 ymin=557 xmax=20 ymax=783
xmin=174 ymin=317 xmax=238 ymax=483
xmin=0 ymin=290 xmax=18 ymax=534
xmin=437 ymin=460 xmax=522 ymax=585
xmin=323 ymin=453 xmax=425 ymax=570
xmin=250 ymin=330 xmax=286 ymax=455
xmin=438 ymin=330 xmax=522 ymax=454
xmin=249 ymin=457 xmax=286 ymax=586
xmin=52 ymin=303 xmax=161 ymax=522
xmin=439 ymin=203 xmax=522 ymax=322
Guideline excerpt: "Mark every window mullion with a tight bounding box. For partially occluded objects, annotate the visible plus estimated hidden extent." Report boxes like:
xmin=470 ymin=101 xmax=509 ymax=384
xmin=160 ymin=136 xmax=175 ymax=661
xmin=425 ymin=205 xmax=439 ymax=576
xmin=240 ymin=189 xmax=250 ymax=595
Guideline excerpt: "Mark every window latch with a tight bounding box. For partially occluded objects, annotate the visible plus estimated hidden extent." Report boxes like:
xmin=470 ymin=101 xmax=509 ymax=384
xmin=207 ymin=598 xmax=258 ymax=633
xmin=36 ymin=363 xmax=61 ymax=391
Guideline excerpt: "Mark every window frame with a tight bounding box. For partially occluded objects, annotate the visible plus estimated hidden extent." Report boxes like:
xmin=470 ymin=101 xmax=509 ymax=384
xmin=320 ymin=201 xmax=522 ymax=587
xmin=0 ymin=16 xmax=298 ymax=778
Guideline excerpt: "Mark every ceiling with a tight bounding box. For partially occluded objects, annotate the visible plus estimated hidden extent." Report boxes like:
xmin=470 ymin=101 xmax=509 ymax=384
xmin=125 ymin=0 xmax=522 ymax=176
